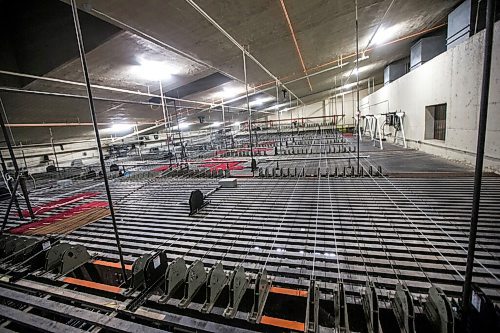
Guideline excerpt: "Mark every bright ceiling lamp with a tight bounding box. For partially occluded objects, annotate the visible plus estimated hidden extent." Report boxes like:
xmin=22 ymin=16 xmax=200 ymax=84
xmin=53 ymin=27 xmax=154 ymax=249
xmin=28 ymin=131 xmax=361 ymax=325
xmin=133 ymin=57 xmax=180 ymax=81
xmin=103 ymin=123 xmax=134 ymax=134
xmin=215 ymin=87 xmax=243 ymax=99
xmin=209 ymin=121 xmax=222 ymax=127
xmin=343 ymin=66 xmax=368 ymax=77
xmin=178 ymin=122 xmax=191 ymax=130
xmin=373 ymin=25 xmax=400 ymax=46
xmin=250 ymin=97 xmax=273 ymax=107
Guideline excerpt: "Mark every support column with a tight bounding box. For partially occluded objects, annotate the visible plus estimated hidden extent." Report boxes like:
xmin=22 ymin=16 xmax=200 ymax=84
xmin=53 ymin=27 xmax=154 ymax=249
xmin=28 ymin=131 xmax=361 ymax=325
xmin=70 ymin=0 xmax=127 ymax=284
xmin=462 ymin=0 xmax=496 ymax=313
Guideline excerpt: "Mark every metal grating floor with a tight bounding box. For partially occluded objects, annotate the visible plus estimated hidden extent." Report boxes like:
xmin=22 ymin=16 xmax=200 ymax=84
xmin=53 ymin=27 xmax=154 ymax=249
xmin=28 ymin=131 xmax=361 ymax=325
xmin=6 ymin=175 xmax=499 ymax=305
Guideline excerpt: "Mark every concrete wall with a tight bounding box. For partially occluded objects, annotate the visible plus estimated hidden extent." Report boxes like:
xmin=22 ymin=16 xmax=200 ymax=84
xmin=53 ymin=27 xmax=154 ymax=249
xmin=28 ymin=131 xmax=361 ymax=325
xmin=360 ymin=21 xmax=500 ymax=172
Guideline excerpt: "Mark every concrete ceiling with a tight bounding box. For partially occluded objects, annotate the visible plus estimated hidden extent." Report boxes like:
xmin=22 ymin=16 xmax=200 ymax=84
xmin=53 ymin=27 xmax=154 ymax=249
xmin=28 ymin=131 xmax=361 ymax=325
xmin=0 ymin=0 xmax=462 ymax=143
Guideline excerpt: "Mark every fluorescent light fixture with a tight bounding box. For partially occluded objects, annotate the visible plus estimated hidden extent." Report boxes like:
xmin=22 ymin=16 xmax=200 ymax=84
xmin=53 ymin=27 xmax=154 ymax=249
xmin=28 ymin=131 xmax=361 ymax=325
xmin=250 ymin=97 xmax=268 ymax=106
xmin=341 ymin=82 xmax=357 ymax=90
xmin=357 ymin=53 xmax=370 ymax=62
xmin=132 ymin=57 xmax=180 ymax=81
xmin=178 ymin=122 xmax=190 ymax=130
xmin=103 ymin=123 xmax=134 ymax=134
xmin=209 ymin=121 xmax=222 ymax=127
xmin=343 ymin=68 xmax=360 ymax=77
xmin=215 ymin=87 xmax=244 ymax=99
xmin=373 ymin=25 xmax=400 ymax=46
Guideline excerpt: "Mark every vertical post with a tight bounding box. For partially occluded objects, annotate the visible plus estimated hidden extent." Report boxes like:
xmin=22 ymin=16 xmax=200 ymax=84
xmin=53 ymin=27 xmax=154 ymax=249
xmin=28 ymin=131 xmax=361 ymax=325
xmin=289 ymin=91 xmax=293 ymax=138
xmin=0 ymin=103 xmax=34 ymax=220
xmin=221 ymin=97 xmax=226 ymax=149
xmin=355 ymin=0 xmax=360 ymax=172
xmin=334 ymin=76 xmax=338 ymax=128
xmin=276 ymin=81 xmax=282 ymax=148
xmin=49 ymin=128 xmax=60 ymax=171
xmin=70 ymin=0 xmax=127 ymax=283
xmin=19 ymin=142 xmax=28 ymax=172
xmin=159 ymin=81 xmax=172 ymax=154
xmin=242 ymin=48 xmax=255 ymax=175
xmin=0 ymin=150 xmax=22 ymax=219
xmin=462 ymin=0 xmax=495 ymax=313
xmin=173 ymin=103 xmax=185 ymax=161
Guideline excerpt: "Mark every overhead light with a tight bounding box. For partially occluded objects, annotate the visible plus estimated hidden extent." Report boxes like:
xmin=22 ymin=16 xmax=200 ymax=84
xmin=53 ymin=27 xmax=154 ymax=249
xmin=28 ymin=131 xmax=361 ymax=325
xmin=215 ymin=87 xmax=243 ymax=99
xmin=343 ymin=66 xmax=369 ymax=78
xmin=340 ymin=82 xmax=357 ymax=90
xmin=209 ymin=121 xmax=222 ymax=127
xmin=232 ymin=122 xmax=241 ymax=127
xmin=373 ymin=25 xmax=400 ymax=46
xmin=250 ymin=97 xmax=273 ymax=107
xmin=103 ymin=123 xmax=134 ymax=134
xmin=343 ymin=68 xmax=359 ymax=77
xmin=178 ymin=122 xmax=191 ymax=130
xmin=132 ymin=57 xmax=180 ymax=81
xmin=357 ymin=53 xmax=370 ymax=62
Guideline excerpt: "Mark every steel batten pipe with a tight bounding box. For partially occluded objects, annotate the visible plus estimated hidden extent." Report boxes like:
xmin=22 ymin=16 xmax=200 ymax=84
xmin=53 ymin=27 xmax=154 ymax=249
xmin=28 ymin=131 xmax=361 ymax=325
xmin=462 ymin=0 xmax=496 ymax=313
xmin=70 ymin=0 xmax=128 ymax=283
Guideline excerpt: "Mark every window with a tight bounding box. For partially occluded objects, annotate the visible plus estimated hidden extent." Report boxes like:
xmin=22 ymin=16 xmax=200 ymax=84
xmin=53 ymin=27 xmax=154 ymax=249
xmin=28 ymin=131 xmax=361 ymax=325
xmin=425 ymin=104 xmax=447 ymax=141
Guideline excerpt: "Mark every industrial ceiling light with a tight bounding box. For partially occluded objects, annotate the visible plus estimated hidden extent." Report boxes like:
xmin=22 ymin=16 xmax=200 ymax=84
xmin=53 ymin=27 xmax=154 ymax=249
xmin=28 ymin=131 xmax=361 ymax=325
xmin=215 ymin=87 xmax=243 ymax=99
xmin=250 ymin=97 xmax=273 ymax=107
xmin=103 ymin=123 xmax=134 ymax=134
xmin=373 ymin=25 xmax=399 ymax=46
xmin=178 ymin=122 xmax=191 ymax=130
xmin=343 ymin=65 xmax=368 ymax=77
xmin=133 ymin=58 xmax=180 ymax=81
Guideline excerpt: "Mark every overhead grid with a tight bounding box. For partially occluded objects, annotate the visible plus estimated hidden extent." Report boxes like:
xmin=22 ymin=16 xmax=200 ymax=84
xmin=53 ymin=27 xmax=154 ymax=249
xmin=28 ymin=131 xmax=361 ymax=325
xmin=0 ymin=0 xmax=498 ymax=332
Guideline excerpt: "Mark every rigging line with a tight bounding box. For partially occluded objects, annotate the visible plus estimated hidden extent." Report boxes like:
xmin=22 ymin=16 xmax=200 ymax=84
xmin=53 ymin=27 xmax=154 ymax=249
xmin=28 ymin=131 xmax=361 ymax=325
xmin=156 ymin=172 xmax=280 ymax=256
xmin=226 ymin=174 xmax=304 ymax=270
xmin=344 ymin=145 xmax=464 ymax=281
xmin=1 ymin=176 xmax=189 ymax=269
xmin=378 ymin=175 xmax=500 ymax=278
xmin=359 ymin=168 xmax=433 ymax=285
xmin=344 ymin=177 xmax=371 ymax=280
xmin=262 ymin=133 xmax=320 ymax=268
xmin=406 ymin=179 xmax=500 ymax=261
xmin=236 ymin=170 xmax=308 ymax=267
xmin=326 ymin=171 xmax=343 ymax=282
xmin=357 ymin=173 xmax=403 ymax=284
xmin=191 ymin=176 xmax=281 ymax=262
xmin=270 ymin=132 xmax=323 ymax=278
xmin=352 ymin=146 xmax=497 ymax=280
xmin=310 ymin=129 xmax=323 ymax=280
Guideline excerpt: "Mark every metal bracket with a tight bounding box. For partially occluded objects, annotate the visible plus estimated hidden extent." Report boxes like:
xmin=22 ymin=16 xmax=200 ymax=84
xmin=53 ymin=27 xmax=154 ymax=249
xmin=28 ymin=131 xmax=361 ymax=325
xmin=5 ymin=236 xmax=39 ymax=264
xmin=45 ymin=243 xmax=91 ymax=276
xmin=334 ymin=282 xmax=350 ymax=333
xmin=126 ymin=251 xmax=168 ymax=311
xmin=201 ymin=262 xmax=228 ymax=314
xmin=362 ymin=281 xmax=381 ymax=333
xmin=189 ymin=189 xmax=210 ymax=215
xmin=160 ymin=257 xmax=187 ymax=303
xmin=393 ymin=283 xmax=415 ymax=333
xmin=223 ymin=265 xmax=249 ymax=319
xmin=0 ymin=235 xmax=18 ymax=258
xmin=306 ymin=279 xmax=320 ymax=333
xmin=45 ymin=243 xmax=71 ymax=272
xmin=131 ymin=252 xmax=153 ymax=290
xmin=423 ymin=285 xmax=454 ymax=333
xmin=179 ymin=259 xmax=207 ymax=308
xmin=248 ymin=268 xmax=271 ymax=323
